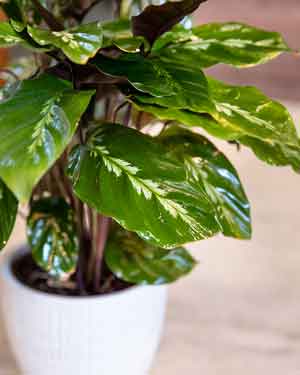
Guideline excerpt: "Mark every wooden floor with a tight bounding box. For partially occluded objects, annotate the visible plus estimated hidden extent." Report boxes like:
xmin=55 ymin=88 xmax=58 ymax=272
xmin=195 ymin=0 xmax=300 ymax=100
xmin=1 ymin=102 xmax=300 ymax=374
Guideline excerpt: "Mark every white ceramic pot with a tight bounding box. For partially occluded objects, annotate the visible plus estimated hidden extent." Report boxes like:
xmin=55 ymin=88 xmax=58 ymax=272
xmin=0 ymin=249 xmax=168 ymax=375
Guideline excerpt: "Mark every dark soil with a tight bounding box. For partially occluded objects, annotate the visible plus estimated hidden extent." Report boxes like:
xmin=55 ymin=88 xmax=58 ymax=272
xmin=13 ymin=253 xmax=132 ymax=297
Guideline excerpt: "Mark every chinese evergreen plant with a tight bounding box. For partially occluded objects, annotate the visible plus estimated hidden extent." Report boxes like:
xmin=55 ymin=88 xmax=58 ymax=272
xmin=0 ymin=0 xmax=299 ymax=294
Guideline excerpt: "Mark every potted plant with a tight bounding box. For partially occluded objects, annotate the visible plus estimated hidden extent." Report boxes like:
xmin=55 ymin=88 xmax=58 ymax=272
xmin=0 ymin=0 xmax=299 ymax=374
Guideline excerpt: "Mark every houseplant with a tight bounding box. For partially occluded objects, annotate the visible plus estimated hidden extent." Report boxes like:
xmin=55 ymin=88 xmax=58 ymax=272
xmin=0 ymin=0 xmax=299 ymax=373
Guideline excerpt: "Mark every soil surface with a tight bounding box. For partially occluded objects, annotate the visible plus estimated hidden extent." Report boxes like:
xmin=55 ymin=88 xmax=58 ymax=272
xmin=13 ymin=253 xmax=131 ymax=297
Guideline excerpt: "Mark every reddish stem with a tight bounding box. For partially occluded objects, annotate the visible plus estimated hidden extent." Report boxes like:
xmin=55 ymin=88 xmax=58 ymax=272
xmin=93 ymin=215 xmax=111 ymax=291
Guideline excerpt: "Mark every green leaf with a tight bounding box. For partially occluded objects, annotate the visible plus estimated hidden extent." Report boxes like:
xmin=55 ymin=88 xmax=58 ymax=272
xmin=0 ymin=20 xmax=51 ymax=51
xmin=68 ymin=123 xmax=220 ymax=249
xmin=159 ymin=126 xmax=251 ymax=239
xmin=0 ymin=74 xmax=94 ymax=202
xmin=28 ymin=22 xmax=103 ymax=64
xmin=132 ymin=78 xmax=300 ymax=171
xmin=102 ymin=19 xmax=132 ymax=43
xmin=131 ymin=99 xmax=235 ymax=140
xmin=27 ymin=197 xmax=79 ymax=279
xmin=132 ymin=0 xmax=207 ymax=45
xmin=133 ymin=59 xmax=212 ymax=112
xmin=0 ymin=179 xmax=18 ymax=250
xmin=92 ymin=53 xmax=177 ymax=97
xmin=105 ymin=228 xmax=196 ymax=285
xmin=207 ymin=78 xmax=299 ymax=147
xmin=240 ymin=136 xmax=300 ymax=172
xmin=102 ymin=19 xmax=148 ymax=52
xmin=156 ymin=22 xmax=290 ymax=68
xmin=1 ymin=0 xmax=24 ymax=23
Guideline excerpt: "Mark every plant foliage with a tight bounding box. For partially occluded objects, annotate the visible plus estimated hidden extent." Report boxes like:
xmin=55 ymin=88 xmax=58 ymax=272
xmin=0 ymin=0 xmax=298 ymax=293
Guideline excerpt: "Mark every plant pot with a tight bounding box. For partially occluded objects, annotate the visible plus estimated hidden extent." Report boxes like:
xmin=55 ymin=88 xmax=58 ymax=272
xmin=0 ymin=248 xmax=168 ymax=375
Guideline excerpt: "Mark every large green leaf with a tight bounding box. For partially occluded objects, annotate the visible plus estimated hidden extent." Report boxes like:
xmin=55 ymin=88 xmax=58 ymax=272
xmin=27 ymin=197 xmax=79 ymax=279
xmin=240 ymin=136 xmax=300 ymax=172
xmin=131 ymin=99 xmax=238 ymax=140
xmin=135 ymin=59 xmax=211 ymax=112
xmin=105 ymin=228 xmax=196 ymax=285
xmin=132 ymin=0 xmax=207 ymax=45
xmin=68 ymin=123 xmax=220 ymax=249
xmin=207 ymin=78 xmax=299 ymax=147
xmin=155 ymin=22 xmax=290 ymax=68
xmin=131 ymin=79 xmax=300 ymax=172
xmin=28 ymin=22 xmax=103 ymax=64
xmin=0 ymin=74 xmax=94 ymax=202
xmin=0 ymin=179 xmax=18 ymax=250
xmin=92 ymin=53 xmax=177 ymax=97
xmin=159 ymin=126 xmax=251 ymax=239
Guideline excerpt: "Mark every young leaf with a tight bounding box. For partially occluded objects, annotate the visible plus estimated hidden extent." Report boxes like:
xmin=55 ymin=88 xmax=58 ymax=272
xmin=0 ymin=20 xmax=45 ymax=50
xmin=28 ymin=22 xmax=103 ymax=64
xmin=0 ymin=74 xmax=94 ymax=202
xmin=159 ymin=126 xmax=251 ymax=239
xmin=132 ymin=0 xmax=207 ymax=45
xmin=27 ymin=197 xmax=79 ymax=279
xmin=92 ymin=53 xmax=177 ymax=97
xmin=0 ymin=21 xmax=24 ymax=47
xmin=105 ymin=229 xmax=196 ymax=285
xmin=155 ymin=22 xmax=290 ymax=68
xmin=68 ymin=123 xmax=220 ymax=249
xmin=0 ymin=179 xmax=18 ymax=250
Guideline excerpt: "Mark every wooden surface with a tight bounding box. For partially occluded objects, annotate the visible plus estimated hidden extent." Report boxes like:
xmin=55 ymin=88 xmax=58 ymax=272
xmin=1 ymin=102 xmax=300 ymax=374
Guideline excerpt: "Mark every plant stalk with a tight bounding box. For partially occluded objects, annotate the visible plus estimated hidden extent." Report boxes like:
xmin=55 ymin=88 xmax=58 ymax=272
xmin=93 ymin=215 xmax=111 ymax=291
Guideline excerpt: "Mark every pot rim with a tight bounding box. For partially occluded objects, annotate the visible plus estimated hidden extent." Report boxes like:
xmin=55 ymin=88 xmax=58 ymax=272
xmin=0 ymin=246 xmax=153 ymax=303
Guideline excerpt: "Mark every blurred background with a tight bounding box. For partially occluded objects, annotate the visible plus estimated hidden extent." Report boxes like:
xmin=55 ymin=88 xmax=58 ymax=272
xmin=1 ymin=0 xmax=300 ymax=374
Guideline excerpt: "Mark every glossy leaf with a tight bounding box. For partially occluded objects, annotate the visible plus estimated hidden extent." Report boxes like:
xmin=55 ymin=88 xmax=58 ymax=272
xmin=156 ymin=22 xmax=290 ymax=68
xmin=131 ymin=99 xmax=238 ymax=140
xmin=0 ymin=179 xmax=18 ymax=250
xmin=105 ymin=229 xmax=196 ymax=285
xmin=0 ymin=21 xmax=42 ymax=50
xmin=208 ymin=78 xmax=299 ymax=147
xmin=133 ymin=59 xmax=212 ymax=112
xmin=68 ymin=123 xmax=220 ymax=249
xmin=159 ymin=126 xmax=251 ymax=239
xmin=0 ymin=74 xmax=94 ymax=202
xmin=102 ymin=19 xmax=147 ymax=52
xmin=27 ymin=197 xmax=79 ymax=279
xmin=28 ymin=22 xmax=103 ymax=64
xmin=92 ymin=54 xmax=177 ymax=97
xmin=132 ymin=0 xmax=207 ymax=45
xmin=102 ymin=19 xmax=132 ymax=44
xmin=240 ymin=136 xmax=300 ymax=172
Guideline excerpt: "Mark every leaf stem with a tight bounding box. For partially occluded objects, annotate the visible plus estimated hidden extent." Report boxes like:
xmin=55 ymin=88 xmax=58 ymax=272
xmin=93 ymin=215 xmax=111 ymax=291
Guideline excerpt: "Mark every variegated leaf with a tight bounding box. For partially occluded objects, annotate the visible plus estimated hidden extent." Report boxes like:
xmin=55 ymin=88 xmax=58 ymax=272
xmin=0 ymin=74 xmax=94 ymax=202
xmin=27 ymin=197 xmax=79 ymax=279
xmin=68 ymin=123 xmax=220 ymax=249
xmin=105 ymin=228 xmax=196 ymax=285
xmin=28 ymin=22 xmax=103 ymax=64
